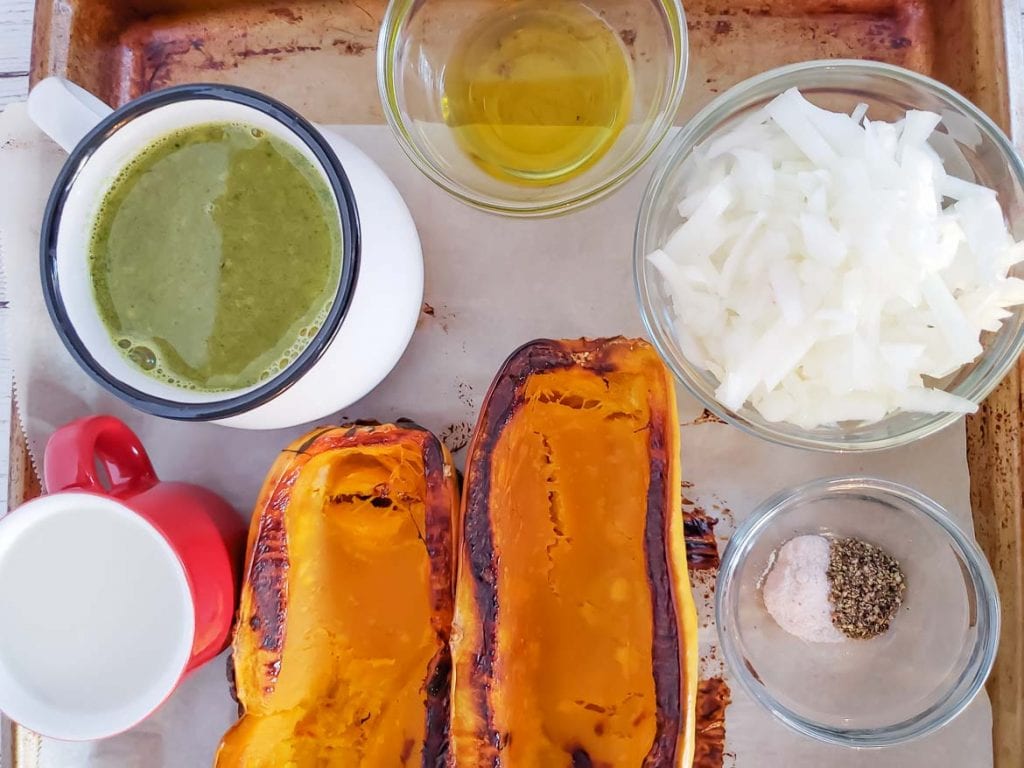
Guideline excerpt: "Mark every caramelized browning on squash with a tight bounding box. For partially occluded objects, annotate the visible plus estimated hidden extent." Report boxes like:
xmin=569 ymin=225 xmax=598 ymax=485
xmin=452 ymin=338 xmax=698 ymax=767
xmin=216 ymin=423 xmax=458 ymax=768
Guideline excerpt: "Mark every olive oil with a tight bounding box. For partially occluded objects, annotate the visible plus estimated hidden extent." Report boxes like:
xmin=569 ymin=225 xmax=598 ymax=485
xmin=440 ymin=2 xmax=634 ymax=186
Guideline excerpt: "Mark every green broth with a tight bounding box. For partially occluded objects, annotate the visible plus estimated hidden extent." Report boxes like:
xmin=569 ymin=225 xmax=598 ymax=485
xmin=89 ymin=122 xmax=342 ymax=392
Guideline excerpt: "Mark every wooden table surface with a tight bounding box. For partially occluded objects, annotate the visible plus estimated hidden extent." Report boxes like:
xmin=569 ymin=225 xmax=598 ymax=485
xmin=0 ymin=0 xmax=28 ymax=515
xmin=0 ymin=0 xmax=30 ymax=107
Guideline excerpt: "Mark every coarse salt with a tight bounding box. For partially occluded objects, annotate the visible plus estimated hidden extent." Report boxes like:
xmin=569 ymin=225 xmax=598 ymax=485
xmin=761 ymin=534 xmax=846 ymax=644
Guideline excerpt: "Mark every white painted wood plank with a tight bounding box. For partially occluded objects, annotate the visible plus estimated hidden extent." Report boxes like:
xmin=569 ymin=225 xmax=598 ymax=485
xmin=0 ymin=75 xmax=28 ymax=106
xmin=0 ymin=0 xmax=31 ymax=105
xmin=0 ymin=0 xmax=32 ymax=74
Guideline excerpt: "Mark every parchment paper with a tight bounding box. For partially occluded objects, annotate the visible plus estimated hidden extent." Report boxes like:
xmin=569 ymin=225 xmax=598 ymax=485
xmin=0 ymin=102 xmax=993 ymax=767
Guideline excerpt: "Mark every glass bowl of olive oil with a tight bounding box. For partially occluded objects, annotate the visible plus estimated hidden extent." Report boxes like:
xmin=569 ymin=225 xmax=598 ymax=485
xmin=378 ymin=0 xmax=687 ymax=216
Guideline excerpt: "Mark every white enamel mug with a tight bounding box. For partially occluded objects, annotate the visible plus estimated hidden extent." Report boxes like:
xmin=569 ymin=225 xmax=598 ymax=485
xmin=27 ymin=77 xmax=423 ymax=430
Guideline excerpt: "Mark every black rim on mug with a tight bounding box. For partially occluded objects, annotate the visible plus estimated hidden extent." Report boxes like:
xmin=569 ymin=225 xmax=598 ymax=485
xmin=40 ymin=83 xmax=362 ymax=421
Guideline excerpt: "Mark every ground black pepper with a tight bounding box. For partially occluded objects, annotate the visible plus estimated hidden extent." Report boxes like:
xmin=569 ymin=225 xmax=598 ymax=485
xmin=827 ymin=537 xmax=906 ymax=639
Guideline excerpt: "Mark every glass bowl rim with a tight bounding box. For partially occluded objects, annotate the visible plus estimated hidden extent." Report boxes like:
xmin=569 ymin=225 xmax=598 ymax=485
xmin=376 ymin=0 xmax=689 ymax=217
xmin=634 ymin=58 xmax=1024 ymax=452
xmin=714 ymin=475 xmax=1001 ymax=748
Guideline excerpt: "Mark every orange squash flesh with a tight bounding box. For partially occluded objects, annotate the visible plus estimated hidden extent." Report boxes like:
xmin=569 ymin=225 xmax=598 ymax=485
xmin=452 ymin=338 xmax=698 ymax=767
xmin=216 ymin=422 xmax=458 ymax=767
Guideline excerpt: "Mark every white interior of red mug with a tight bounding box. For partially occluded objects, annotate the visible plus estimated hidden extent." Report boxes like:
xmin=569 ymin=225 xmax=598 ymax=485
xmin=0 ymin=493 xmax=195 ymax=740
xmin=54 ymin=99 xmax=344 ymax=404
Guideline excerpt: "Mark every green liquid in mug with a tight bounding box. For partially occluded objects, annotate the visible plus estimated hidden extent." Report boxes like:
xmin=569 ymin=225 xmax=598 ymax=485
xmin=88 ymin=122 xmax=342 ymax=392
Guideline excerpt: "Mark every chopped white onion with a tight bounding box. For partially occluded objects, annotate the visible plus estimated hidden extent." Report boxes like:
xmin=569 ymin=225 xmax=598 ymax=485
xmin=648 ymin=87 xmax=1024 ymax=428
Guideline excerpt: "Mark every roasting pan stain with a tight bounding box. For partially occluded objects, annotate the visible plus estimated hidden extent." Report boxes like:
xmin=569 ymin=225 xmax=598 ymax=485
xmin=267 ymin=7 xmax=301 ymax=23
xmin=239 ymin=44 xmax=323 ymax=58
xmin=683 ymin=503 xmax=720 ymax=572
xmin=694 ymin=1 xmax=904 ymax=13
xmin=332 ymin=38 xmax=372 ymax=55
xmin=689 ymin=408 xmax=727 ymax=426
xmin=681 ymin=481 xmax=733 ymax=578
xmin=682 ymin=0 xmax=930 ymax=108
xmin=462 ymin=338 xmax=684 ymax=765
xmin=113 ymin=0 xmax=934 ymax=129
xmin=127 ymin=7 xmax=374 ymax=99
xmin=440 ymin=422 xmax=473 ymax=454
xmin=694 ymin=677 xmax=731 ymax=768
xmin=137 ymin=37 xmax=205 ymax=93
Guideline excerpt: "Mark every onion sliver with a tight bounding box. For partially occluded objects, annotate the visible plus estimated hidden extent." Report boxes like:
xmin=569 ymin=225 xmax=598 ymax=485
xmin=649 ymin=87 xmax=1024 ymax=428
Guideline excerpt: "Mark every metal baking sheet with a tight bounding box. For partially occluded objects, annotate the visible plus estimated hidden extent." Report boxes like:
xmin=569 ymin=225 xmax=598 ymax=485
xmin=8 ymin=0 xmax=1024 ymax=765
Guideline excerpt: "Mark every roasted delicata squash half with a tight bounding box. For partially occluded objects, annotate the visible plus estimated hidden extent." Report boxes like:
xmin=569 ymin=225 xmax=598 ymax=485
xmin=216 ymin=422 xmax=458 ymax=767
xmin=452 ymin=338 xmax=698 ymax=767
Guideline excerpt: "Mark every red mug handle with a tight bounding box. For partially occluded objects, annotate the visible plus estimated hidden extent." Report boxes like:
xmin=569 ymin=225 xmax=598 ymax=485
xmin=44 ymin=415 xmax=158 ymax=498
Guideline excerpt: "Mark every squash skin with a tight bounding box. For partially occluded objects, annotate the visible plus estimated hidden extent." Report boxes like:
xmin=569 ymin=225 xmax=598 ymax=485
xmin=451 ymin=338 xmax=698 ymax=767
xmin=216 ymin=422 xmax=458 ymax=768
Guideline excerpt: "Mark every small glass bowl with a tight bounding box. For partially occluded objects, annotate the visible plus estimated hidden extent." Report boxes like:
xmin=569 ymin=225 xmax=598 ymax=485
xmin=378 ymin=0 xmax=687 ymax=216
xmin=634 ymin=60 xmax=1024 ymax=451
xmin=716 ymin=476 xmax=999 ymax=747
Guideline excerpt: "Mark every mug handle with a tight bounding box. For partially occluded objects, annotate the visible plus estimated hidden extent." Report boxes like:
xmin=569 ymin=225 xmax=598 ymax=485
xmin=44 ymin=415 xmax=159 ymax=498
xmin=27 ymin=77 xmax=114 ymax=153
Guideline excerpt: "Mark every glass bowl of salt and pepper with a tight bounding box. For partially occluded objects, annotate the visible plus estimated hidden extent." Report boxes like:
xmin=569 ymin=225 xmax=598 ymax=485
xmin=716 ymin=476 xmax=999 ymax=747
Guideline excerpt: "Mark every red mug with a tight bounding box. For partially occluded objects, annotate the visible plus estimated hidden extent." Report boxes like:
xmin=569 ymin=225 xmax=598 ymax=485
xmin=0 ymin=415 xmax=245 ymax=740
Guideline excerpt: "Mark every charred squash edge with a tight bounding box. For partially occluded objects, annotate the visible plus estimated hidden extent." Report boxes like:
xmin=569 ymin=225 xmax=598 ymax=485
xmin=454 ymin=337 xmax=699 ymax=767
xmin=224 ymin=420 xmax=459 ymax=767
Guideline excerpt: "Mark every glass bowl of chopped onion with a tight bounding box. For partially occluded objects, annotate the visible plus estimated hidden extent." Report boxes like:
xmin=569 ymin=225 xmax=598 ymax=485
xmin=716 ymin=476 xmax=999 ymax=747
xmin=635 ymin=60 xmax=1024 ymax=450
